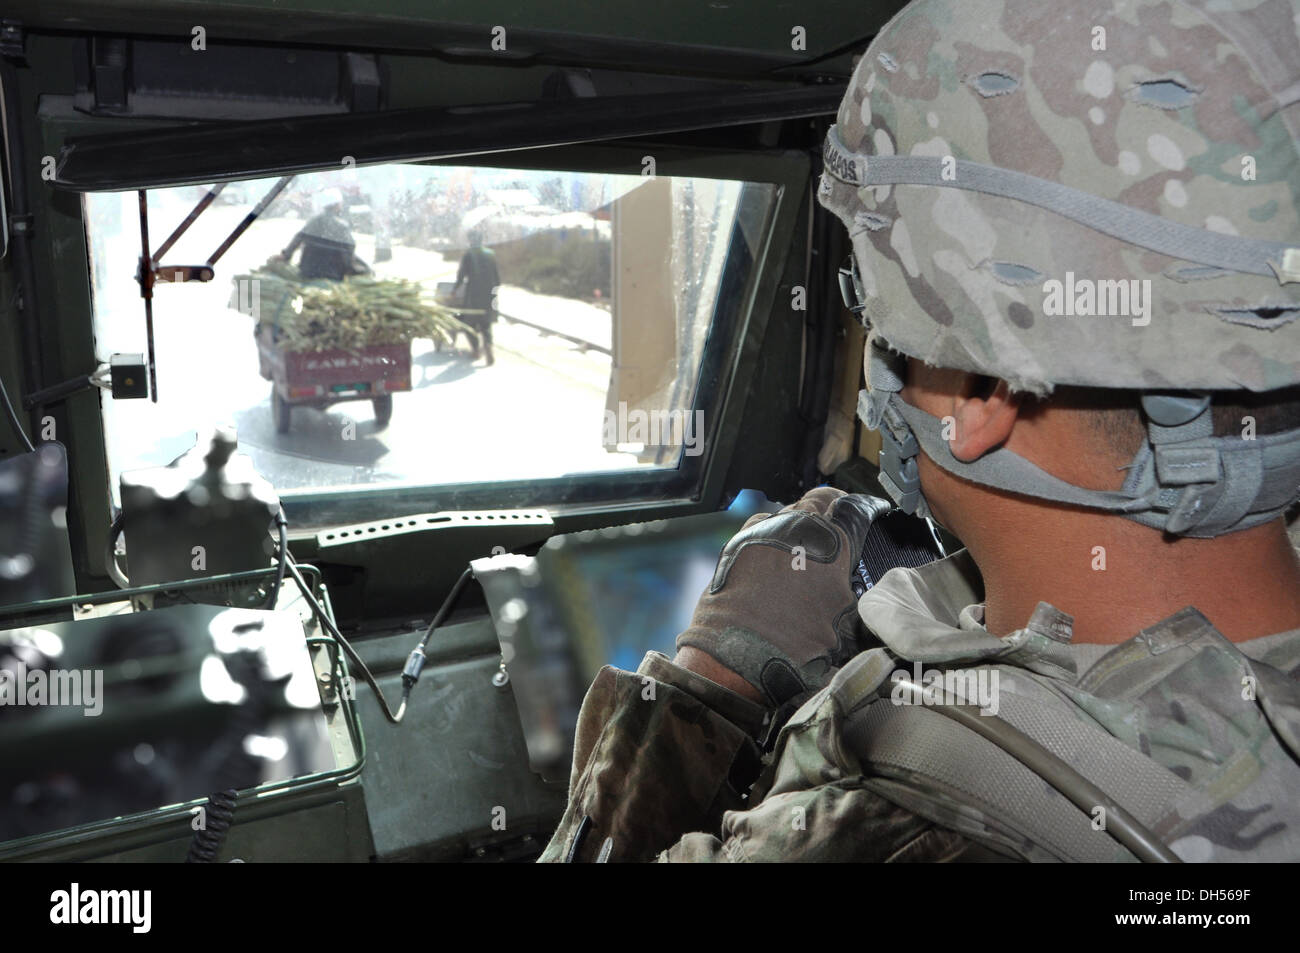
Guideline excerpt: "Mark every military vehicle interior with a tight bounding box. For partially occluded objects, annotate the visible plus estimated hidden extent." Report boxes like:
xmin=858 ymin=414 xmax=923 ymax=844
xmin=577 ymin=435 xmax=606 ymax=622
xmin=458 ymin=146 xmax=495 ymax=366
xmin=0 ymin=0 xmax=920 ymax=861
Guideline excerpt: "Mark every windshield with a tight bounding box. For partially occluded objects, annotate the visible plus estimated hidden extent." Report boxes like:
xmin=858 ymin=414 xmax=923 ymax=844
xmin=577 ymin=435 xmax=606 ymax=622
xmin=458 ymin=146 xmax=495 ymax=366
xmin=85 ymin=163 xmax=776 ymax=512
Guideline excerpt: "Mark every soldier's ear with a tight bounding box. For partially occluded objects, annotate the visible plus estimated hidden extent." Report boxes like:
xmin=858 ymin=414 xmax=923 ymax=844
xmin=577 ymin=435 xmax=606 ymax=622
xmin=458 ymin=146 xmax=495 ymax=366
xmin=948 ymin=377 xmax=1019 ymax=462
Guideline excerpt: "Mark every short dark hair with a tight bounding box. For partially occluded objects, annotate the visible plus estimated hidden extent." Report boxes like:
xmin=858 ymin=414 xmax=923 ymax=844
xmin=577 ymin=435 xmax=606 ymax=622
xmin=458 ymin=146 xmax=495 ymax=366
xmin=1050 ymin=385 xmax=1300 ymax=456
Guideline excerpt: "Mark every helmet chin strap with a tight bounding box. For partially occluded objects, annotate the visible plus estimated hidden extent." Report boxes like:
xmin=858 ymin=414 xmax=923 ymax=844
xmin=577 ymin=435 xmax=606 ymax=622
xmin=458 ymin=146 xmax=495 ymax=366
xmin=858 ymin=342 xmax=1300 ymax=538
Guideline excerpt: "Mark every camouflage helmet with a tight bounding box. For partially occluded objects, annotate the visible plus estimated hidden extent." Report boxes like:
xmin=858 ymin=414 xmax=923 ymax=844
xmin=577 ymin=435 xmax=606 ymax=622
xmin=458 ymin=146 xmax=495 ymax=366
xmin=819 ymin=0 xmax=1300 ymax=395
xmin=819 ymin=0 xmax=1300 ymax=538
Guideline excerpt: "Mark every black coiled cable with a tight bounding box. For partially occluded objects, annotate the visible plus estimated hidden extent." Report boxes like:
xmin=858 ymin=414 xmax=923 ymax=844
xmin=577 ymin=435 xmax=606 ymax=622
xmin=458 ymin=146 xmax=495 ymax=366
xmin=184 ymin=651 xmax=284 ymax=862
xmin=185 ymin=789 xmax=238 ymax=863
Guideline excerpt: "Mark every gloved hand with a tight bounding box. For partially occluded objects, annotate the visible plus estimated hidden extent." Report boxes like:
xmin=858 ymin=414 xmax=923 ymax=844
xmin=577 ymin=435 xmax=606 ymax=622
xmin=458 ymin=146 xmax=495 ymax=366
xmin=676 ymin=488 xmax=892 ymax=710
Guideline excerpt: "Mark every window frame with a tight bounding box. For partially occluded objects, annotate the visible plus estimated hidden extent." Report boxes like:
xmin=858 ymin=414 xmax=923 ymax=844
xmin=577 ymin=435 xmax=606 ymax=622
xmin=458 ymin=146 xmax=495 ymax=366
xmin=82 ymin=142 xmax=808 ymax=530
xmin=40 ymin=116 xmax=810 ymax=580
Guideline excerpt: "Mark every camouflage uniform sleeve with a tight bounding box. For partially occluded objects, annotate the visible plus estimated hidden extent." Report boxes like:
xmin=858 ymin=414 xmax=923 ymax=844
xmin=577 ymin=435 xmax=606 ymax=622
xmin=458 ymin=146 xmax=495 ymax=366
xmin=537 ymin=651 xmax=766 ymax=863
xmin=658 ymin=783 xmax=1014 ymax=861
xmin=539 ymin=652 xmax=1010 ymax=862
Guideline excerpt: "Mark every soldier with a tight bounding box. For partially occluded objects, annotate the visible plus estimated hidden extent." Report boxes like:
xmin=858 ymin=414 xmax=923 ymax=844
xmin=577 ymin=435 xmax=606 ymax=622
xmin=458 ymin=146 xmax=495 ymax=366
xmin=540 ymin=0 xmax=1300 ymax=862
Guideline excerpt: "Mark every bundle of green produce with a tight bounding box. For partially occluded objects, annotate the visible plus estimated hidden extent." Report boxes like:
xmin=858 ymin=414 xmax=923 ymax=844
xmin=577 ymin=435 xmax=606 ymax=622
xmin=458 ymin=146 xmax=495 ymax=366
xmin=233 ymin=257 xmax=470 ymax=352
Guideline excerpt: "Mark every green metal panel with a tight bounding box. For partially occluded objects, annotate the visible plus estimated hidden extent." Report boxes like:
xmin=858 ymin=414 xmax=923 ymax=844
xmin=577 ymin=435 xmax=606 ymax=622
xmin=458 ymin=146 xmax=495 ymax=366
xmin=4 ymin=1 xmax=894 ymax=77
xmin=1 ymin=687 xmax=373 ymax=862
xmin=14 ymin=787 xmax=373 ymax=863
xmin=352 ymin=619 xmax=566 ymax=860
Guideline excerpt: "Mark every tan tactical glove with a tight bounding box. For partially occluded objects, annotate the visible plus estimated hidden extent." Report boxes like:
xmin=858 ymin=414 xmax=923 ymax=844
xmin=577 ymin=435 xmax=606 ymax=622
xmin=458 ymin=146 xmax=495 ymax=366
xmin=676 ymin=487 xmax=891 ymax=710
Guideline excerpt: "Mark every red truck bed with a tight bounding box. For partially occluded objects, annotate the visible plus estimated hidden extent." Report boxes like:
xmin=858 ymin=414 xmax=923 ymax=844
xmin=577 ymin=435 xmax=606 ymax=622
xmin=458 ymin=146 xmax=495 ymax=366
xmin=258 ymin=329 xmax=411 ymax=402
xmin=256 ymin=327 xmax=411 ymax=432
xmin=276 ymin=343 xmax=411 ymax=400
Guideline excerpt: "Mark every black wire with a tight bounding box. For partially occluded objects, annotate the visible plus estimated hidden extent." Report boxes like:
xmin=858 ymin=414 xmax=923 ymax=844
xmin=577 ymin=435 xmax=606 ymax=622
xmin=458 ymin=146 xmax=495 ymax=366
xmin=106 ymin=510 xmax=129 ymax=589
xmin=280 ymin=553 xmax=473 ymax=726
xmin=185 ymin=789 xmax=237 ymax=863
xmin=397 ymin=566 xmax=474 ymax=714
xmin=0 ymin=369 xmax=34 ymax=454
xmin=185 ymin=650 xmax=284 ymax=863
xmin=264 ymin=507 xmax=288 ymax=609
xmin=417 ymin=568 xmax=472 ymax=656
xmin=282 ymin=556 xmax=408 ymax=724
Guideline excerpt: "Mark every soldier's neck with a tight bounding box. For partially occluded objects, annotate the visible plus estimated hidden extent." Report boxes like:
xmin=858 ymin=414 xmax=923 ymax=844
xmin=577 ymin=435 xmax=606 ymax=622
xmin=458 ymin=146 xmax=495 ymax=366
xmin=968 ymin=503 xmax=1300 ymax=645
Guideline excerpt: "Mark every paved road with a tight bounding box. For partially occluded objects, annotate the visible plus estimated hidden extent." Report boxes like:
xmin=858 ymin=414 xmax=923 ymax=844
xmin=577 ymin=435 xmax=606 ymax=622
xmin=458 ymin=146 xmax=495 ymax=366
xmin=89 ymin=197 xmax=650 ymax=498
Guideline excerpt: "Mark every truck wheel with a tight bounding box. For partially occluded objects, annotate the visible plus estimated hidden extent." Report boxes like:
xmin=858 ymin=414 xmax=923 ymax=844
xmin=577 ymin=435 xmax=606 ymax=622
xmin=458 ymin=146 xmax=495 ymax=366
xmin=272 ymin=387 xmax=291 ymax=434
xmin=373 ymin=394 xmax=393 ymax=429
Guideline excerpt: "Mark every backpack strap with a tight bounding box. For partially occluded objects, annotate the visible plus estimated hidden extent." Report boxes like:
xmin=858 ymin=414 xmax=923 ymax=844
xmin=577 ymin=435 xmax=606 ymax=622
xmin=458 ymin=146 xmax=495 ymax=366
xmin=827 ymin=652 xmax=1199 ymax=862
